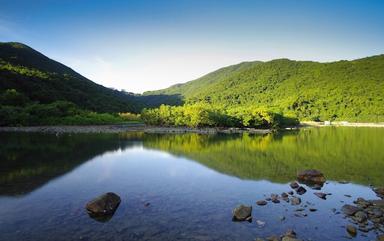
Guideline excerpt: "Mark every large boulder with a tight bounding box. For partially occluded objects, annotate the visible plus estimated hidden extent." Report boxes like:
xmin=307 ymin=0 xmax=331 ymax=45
xmin=86 ymin=192 xmax=121 ymax=217
xmin=232 ymin=204 xmax=252 ymax=221
xmin=297 ymin=169 xmax=326 ymax=185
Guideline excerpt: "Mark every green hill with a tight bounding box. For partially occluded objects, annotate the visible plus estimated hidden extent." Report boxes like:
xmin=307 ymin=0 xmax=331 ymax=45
xmin=145 ymin=55 xmax=384 ymax=122
xmin=0 ymin=42 xmax=181 ymax=114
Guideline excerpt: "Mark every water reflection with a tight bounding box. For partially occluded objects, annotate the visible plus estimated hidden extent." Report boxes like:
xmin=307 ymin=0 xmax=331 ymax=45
xmin=0 ymin=132 xmax=138 ymax=196
xmin=142 ymin=127 xmax=384 ymax=185
xmin=1 ymin=127 xmax=383 ymax=198
xmin=0 ymin=128 xmax=383 ymax=241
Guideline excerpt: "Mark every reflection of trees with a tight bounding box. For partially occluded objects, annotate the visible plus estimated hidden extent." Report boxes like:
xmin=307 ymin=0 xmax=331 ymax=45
xmin=1 ymin=128 xmax=382 ymax=197
xmin=142 ymin=128 xmax=384 ymax=186
xmin=0 ymin=132 xmax=136 ymax=196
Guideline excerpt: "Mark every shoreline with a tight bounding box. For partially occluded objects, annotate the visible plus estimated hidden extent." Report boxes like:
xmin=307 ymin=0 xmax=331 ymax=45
xmin=0 ymin=125 xmax=272 ymax=134
xmin=300 ymin=121 xmax=384 ymax=128
xmin=0 ymin=121 xmax=383 ymax=134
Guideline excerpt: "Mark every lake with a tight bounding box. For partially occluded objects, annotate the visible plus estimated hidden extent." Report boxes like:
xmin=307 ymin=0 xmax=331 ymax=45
xmin=0 ymin=127 xmax=383 ymax=241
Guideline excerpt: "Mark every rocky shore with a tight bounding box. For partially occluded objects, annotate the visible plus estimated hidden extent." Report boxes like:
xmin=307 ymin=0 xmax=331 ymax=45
xmin=232 ymin=170 xmax=384 ymax=241
xmin=0 ymin=125 xmax=272 ymax=134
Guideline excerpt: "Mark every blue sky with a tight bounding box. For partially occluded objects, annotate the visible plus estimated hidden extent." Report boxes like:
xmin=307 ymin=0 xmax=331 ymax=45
xmin=0 ymin=0 xmax=383 ymax=93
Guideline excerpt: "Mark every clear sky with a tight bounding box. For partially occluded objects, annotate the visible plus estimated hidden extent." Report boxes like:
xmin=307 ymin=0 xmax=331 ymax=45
xmin=0 ymin=0 xmax=383 ymax=93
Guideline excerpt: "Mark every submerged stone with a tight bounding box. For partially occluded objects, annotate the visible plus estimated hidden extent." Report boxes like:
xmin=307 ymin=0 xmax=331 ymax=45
xmin=291 ymin=197 xmax=301 ymax=205
xmin=374 ymin=187 xmax=384 ymax=199
xmin=232 ymin=204 xmax=252 ymax=221
xmin=297 ymin=169 xmax=326 ymax=185
xmin=346 ymin=224 xmax=357 ymax=237
xmin=354 ymin=211 xmax=367 ymax=223
xmin=290 ymin=182 xmax=299 ymax=189
xmin=85 ymin=192 xmax=121 ymax=219
xmin=341 ymin=204 xmax=361 ymax=216
xmin=282 ymin=237 xmax=302 ymax=241
xmin=377 ymin=234 xmax=384 ymax=241
xmin=314 ymin=192 xmax=327 ymax=200
xmin=257 ymin=200 xmax=268 ymax=206
xmin=296 ymin=186 xmax=307 ymax=195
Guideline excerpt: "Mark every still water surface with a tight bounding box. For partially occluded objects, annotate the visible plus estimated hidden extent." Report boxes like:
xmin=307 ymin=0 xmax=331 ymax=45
xmin=0 ymin=127 xmax=383 ymax=241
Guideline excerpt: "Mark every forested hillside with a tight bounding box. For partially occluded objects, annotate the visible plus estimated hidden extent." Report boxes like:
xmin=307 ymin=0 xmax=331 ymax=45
xmin=0 ymin=42 xmax=147 ymax=113
xmin=145 ymin=55 xmax=384 ymax=122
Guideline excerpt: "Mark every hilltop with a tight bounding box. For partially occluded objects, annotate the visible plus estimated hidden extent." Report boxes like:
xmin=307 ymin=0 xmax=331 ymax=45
xmin=145 ymin=55 xmax=384 ymax=122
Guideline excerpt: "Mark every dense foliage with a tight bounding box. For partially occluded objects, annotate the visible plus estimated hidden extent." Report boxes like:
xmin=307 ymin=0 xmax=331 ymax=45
xmin=0 ymin=89 xmax=138 ymax=126
xmin=141 ymin=104 xmax=298 ymax=128
xmin=145 ymin=56 xmax=384 ymax=122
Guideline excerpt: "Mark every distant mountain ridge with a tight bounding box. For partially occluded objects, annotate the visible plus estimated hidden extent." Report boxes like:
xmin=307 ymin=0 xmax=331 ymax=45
xmin=0 ymin=42 xmax=180 ymax=113
xmin=145 ymin=55 xmax=384 ymax=121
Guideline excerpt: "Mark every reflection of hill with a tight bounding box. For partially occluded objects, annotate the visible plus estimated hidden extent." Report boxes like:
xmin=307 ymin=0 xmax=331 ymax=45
xmin=142 ymin=128 xmax=384 ymax=186
xmin=1 ymin=128 xmax=382 ymax=197
xmin=0 ymin=132 xmax=136 ymax=196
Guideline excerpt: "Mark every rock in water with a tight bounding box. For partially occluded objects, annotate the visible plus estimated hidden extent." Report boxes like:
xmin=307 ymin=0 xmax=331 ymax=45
xmin=291 ymin=197 xmax=301 ymax=205
xmin=354 ymin=211 xmax=367 ymax=223
xmin=297 ymin=169 xmax=326 ymax=185
xmin=232 ymin=205 xmax=252 ymax=221
xmin=346 ymin=224 xmax=357 ymax=237
xmin=256 ymin=200 xmax=268 ymax=206
xmin=341 ymin=204 xmax=361 ymax=216
xmin=377 ymin=234 xmax=384 ymax=241
xmin=296 ymin=186 xmax=307 ymax=195
xmin=86 ymin=192 xmax=121 ymax=217
xmin=314 ymin=192 xmax=327 ymax=200
xmin=266 ymin=235 xmax=280 ymax=241
xmin=282 ymin=237 xmax=302 ymax=241
xmin=284 ymin=229 xmax=296 ymax=238
xmin=374 ymin=187 xmax=384 ymax=199
xmin=290 ymin=182 xmax=299 ymax=189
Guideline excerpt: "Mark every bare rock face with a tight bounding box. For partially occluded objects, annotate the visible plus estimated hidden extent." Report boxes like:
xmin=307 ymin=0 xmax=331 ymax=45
xmin=86 ymin=192 xmax=121 ymax=217
xmin=232 ymin=205 xmax=252 ymax=221
xmin=297 ymin=169 xmax=326 ymax=185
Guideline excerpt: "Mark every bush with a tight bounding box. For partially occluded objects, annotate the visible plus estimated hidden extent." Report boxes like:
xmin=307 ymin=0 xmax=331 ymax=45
xmin=0 ymin=98 xmax=126 ymax=126
xmin=0 ymin=89 xmax=29 ymax=106
xmin=141 ymin=104 xmax=299 ymax=128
